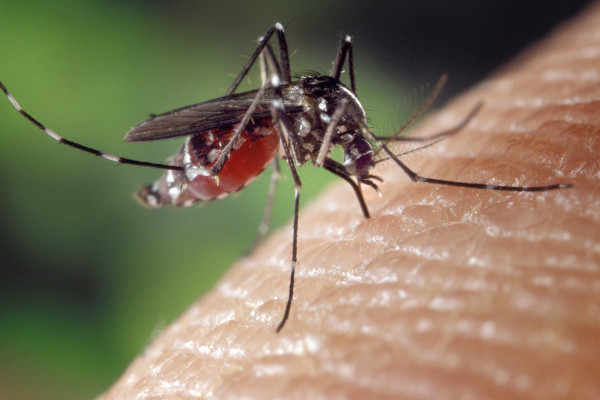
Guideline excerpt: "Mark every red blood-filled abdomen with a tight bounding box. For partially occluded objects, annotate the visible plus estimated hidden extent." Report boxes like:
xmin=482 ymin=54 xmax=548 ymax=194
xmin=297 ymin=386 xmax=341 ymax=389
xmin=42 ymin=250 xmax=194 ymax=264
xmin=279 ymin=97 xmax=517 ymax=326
xmin=185 ymin=124 xmax=279 ymax=201
xmin=137 ymin=120 xmax=279 ymax=207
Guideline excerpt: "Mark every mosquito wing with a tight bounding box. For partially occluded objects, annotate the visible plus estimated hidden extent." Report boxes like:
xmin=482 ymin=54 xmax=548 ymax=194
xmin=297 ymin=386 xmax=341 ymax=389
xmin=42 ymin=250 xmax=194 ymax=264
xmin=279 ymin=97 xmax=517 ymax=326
xmin=124 ymin=87 xmax=303 ymax=142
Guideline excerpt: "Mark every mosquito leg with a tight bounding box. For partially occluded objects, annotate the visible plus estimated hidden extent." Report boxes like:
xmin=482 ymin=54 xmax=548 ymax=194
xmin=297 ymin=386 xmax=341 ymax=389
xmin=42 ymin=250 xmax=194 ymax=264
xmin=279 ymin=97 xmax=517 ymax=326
xmin=323 ymin=158 xmax=371 ymax=218
xmin=268 ymin=74 xmax=305 ymax=332
xmin=227 ymin=22 xmax=290 ymax=95
xmin=272 ymin=114 xmax=302 ymax=333
xmin=275 ymin=182 xmax=300 ymax=333
xmin=314 ymin=99 xmax=348 ymax=167
xmin=259 ymin=42 xmax=280 ymax=85
xmin=252 ymin=43 xmax=280 ymax=244
xmin=371 ymin=137 xmax=446 ymax=168
xmin=270 ymin=76 xmax=304 ymax=163
xmin=0 ymin=80 xmax=182 ymax=172
xmin=213 ymin=24 xmax=292 ymax=176
xmin=273 ymin=23 xmax=292 ymax=85
xmin=331 ymin=35 xmax=357 ymax=94
xmin=210 ymin=76 xmax=271 ymax=176
xmin=363 ymin=122 xmax=572 ymax=191
xmin=251 ymin=158 xmax=280 ymax=250
xmin=263 ymin=44 xmax=281 ymax=79
xmin=226 ymin=27 xmax=276 ymax=95
xmin=259 ymin=46 xmax=269 ymax=85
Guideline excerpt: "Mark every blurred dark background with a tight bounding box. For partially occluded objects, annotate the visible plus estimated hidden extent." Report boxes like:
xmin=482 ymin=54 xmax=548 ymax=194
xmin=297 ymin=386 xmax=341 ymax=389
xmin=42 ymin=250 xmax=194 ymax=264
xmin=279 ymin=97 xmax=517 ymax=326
xmin=0 ymin=0 xmax=593 ymax=398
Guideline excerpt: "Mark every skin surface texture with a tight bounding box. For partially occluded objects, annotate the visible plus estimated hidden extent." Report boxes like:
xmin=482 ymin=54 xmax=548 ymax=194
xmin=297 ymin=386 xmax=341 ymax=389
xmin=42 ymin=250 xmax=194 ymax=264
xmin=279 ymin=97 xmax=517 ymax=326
xmin=100 ymin=4 xmax=600 ymax=400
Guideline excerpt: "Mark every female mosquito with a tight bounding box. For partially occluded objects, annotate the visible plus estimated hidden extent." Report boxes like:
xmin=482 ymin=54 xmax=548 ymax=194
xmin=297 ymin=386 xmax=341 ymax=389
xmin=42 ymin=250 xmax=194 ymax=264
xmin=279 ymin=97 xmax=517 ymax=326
xmin=0 ymin=23 xmax=570 ymax=332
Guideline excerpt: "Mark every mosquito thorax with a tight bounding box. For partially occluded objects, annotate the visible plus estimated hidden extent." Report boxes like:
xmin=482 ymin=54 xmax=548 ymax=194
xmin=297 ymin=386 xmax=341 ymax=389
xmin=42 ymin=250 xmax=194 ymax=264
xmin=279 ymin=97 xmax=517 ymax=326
xmin=292 ymin=75 xmax=371 ymax=172
xmin=297 ymin=75 xmax=367 ymax=128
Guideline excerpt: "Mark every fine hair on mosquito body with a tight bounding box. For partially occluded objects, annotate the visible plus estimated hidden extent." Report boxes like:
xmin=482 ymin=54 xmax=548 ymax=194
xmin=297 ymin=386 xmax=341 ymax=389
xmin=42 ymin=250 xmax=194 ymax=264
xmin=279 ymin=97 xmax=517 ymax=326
xmin=0 ymin=23 xmax=571 ymax=332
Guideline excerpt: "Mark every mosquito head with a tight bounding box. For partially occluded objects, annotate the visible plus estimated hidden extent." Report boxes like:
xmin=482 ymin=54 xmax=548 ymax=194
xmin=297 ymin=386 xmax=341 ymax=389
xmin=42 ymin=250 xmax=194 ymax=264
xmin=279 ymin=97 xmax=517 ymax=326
xmin=343 ymin=135 xmax=374 ymax=179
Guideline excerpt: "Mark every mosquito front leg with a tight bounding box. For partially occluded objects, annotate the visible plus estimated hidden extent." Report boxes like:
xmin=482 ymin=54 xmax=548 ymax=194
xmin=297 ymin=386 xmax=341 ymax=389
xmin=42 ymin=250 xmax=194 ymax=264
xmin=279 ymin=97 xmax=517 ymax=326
xmin=271 ymin=110 xmax=302 ymax=333
xmin=323 ymin=158 xmax=371 ymax=219
xmin=314 ymin=99 xmax=348 ymax=167
xmin=210 ymin=77 xmax=270 ymax=176
xmin=267 ymin=74 xmax=307 ymax=332
xmin=270 ymin=76 xmax=304 ymax=164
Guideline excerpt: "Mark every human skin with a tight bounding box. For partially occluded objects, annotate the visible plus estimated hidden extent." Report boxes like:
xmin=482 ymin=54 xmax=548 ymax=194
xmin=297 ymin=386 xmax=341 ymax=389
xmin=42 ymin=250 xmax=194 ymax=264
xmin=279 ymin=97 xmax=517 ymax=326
xmin=100 ymin=4 xmax=600 ymax=400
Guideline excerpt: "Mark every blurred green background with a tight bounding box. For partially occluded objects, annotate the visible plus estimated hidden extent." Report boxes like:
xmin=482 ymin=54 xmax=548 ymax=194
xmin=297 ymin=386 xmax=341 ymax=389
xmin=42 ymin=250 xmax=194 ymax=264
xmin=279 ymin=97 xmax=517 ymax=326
xmin=0 ymin=1 xmax=592 ymax=398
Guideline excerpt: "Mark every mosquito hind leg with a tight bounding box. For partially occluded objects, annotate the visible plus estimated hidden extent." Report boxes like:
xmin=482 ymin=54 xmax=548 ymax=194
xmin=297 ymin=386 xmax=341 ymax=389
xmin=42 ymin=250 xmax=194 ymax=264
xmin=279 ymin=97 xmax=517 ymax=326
xmin=0 ymin=80 xmax=182 ymax=172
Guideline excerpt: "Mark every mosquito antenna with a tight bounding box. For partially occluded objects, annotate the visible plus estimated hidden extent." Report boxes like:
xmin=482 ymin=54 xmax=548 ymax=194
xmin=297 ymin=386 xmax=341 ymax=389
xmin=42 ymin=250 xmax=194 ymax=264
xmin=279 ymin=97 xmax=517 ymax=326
xmin=394 ymin=74 xmax=447 ymax=136
xmin=372 ymin=101 xmax=482 ymax=166
xmin=0 ymin=80 xmax=183 ymax=171
xmin=378 ymin=101 xmax=483 ymax=142
xmin=371 ymin=73 xmax=447 ymax=160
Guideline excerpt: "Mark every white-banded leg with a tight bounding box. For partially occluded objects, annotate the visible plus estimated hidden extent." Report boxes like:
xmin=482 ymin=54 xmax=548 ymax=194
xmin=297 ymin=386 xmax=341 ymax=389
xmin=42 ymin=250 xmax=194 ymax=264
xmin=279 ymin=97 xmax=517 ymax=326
xmin=314 ymin=99 xmax=348 ymax=167
xmin=0 ymin=80 xmax=181 ymax=171
xmin=268 ymin=75 xmax=305 ymax=332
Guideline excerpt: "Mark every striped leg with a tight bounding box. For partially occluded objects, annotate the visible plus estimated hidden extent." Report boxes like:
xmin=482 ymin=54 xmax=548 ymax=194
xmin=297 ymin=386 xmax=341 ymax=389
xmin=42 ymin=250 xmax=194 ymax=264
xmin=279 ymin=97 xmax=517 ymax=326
xmin=0 ymin=80 xmax=182 ymax=171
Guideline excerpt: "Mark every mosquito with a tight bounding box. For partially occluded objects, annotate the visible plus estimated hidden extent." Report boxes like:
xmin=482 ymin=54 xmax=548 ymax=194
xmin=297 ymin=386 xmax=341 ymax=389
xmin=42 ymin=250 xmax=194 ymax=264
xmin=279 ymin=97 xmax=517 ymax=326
xmin=0 ymin=23 xmax=571 ymax=332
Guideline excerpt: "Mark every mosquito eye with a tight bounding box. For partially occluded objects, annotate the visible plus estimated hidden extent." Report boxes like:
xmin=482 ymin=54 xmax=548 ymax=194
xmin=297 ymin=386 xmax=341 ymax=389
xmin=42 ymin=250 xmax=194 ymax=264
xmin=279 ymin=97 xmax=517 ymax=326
xmin=344 ymin=136 xmax=373 ymax=178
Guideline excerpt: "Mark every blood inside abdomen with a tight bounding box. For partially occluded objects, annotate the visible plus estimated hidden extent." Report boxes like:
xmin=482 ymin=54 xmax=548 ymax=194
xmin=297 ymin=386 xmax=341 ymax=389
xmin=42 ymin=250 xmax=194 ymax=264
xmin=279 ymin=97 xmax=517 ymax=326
xmin=137 ymin=121 xmax=279 ymax=207
xmin=186 ymin=125 xmax=279 ymax=200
